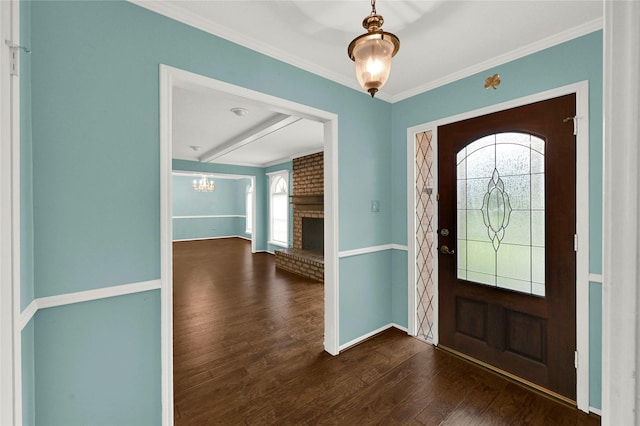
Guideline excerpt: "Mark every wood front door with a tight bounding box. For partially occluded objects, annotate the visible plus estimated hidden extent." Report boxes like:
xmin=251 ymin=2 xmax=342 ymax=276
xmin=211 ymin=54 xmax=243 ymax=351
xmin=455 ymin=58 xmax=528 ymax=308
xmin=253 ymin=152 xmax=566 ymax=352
xmin=437 ymin=94 xmax=577 ymax=401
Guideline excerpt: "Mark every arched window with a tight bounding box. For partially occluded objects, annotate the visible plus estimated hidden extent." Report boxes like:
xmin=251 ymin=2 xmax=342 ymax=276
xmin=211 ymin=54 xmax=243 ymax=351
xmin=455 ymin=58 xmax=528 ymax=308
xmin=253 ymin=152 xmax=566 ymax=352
xmin=245 ymin=184 xmax=253 ymax=234
xmin=269 ymin=172 xmax=289 ymax=246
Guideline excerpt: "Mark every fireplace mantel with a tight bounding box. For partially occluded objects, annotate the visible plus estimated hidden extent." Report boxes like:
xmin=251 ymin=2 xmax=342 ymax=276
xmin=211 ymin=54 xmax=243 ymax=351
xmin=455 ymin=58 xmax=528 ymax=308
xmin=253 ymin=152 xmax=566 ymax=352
xmin=290 ymin=194 xmax=323 ymax=211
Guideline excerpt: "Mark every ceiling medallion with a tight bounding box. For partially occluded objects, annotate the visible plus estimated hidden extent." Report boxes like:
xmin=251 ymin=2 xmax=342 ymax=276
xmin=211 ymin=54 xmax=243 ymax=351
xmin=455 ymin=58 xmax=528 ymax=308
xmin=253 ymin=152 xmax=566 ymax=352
xmin=347 ymin=0 xmax=400 ymax=98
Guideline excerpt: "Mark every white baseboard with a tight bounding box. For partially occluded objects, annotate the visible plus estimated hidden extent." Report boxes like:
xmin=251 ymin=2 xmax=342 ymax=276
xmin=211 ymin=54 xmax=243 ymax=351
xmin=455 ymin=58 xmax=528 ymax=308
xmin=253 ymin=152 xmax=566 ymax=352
xmin=339 ymin=324 xmax=395 ymax=351
xmin=391 ymin=323 xmax=409 ymax=333
xmin=338 ymin=323 xmax=410 ymax=352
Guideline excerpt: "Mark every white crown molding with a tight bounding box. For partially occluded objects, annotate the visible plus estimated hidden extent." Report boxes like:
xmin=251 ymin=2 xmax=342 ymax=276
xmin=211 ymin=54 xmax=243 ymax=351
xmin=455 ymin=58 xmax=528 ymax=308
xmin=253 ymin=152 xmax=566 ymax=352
xmin=127 ymin=1 xmax=389 ymax=100
xmin=131 ymin=0 xmax=601 ymax=104
xmin=391 ymin=18 xmax=603 ymax=103
xmin=260 ymin=157 xmax=293 ymax=169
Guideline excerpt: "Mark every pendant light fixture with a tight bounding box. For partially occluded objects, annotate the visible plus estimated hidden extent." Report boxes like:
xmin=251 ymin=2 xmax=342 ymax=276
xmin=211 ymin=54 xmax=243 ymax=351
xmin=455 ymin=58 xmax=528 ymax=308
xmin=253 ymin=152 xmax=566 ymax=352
xmin=347 ymin=0 xmax=400 ymax=98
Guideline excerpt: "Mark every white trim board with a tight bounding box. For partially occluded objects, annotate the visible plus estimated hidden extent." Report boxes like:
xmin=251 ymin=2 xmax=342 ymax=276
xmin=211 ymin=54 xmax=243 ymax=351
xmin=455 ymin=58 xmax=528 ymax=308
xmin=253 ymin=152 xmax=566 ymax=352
xmin=265 ymin=169 xmax=290 ymax=177
xmin=130 ymin=0 xmax=601 ymax=104
xmin=172 ymin=215 xmax=246 ymax=219
xmin=173 ymin=235 xmax=249 ymax=243
xmin=406 ymin=81 xmax=591 ymax=412
xmin=159 ymin=64 xmax=340 ymax=426
xmin=588 ymin=274 xmax=603 ymax=283
xmin=602 ymin=2 xmax=640 ymax=423
xmin=338 ymin=244 xmax=408 ymax=259
xmin=338 ymin=323 xmax=409 ymax=352
xmin=393 ymin=20 xmax=602 ymax=102
xmin=130 ymin=0 xmax=366 ymax=99
xmin=338 ymin=324 xmax=394 ymax=352
xmin=1 ymin=1 xmax=21 ymax=424
xmin=19 ymin=280 xmax=162 ymax=331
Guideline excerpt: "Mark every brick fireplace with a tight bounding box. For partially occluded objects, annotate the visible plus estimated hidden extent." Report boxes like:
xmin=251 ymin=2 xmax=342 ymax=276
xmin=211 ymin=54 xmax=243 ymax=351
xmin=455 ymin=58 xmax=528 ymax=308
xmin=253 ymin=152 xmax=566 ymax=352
xmin=274 ymin=152 xmax=324 ymax=282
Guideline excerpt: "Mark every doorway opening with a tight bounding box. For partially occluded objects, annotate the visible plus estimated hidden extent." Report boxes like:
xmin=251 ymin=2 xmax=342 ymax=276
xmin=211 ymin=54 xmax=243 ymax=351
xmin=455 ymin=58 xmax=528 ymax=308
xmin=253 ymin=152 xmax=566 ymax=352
xmin=159 ymin=65 xmax=339 ymax=423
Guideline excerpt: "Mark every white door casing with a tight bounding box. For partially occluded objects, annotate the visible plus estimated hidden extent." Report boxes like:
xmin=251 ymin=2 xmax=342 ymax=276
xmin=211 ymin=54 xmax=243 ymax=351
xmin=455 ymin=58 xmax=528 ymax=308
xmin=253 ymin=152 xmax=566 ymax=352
xmin=408 ymin=81 xmax=590 ymax=412
xmin=159 ymin=64 xmax=340 ymax=425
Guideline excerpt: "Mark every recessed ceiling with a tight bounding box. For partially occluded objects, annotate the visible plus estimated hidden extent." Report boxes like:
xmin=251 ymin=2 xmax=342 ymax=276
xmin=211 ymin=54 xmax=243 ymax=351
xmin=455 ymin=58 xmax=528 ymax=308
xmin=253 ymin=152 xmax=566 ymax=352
xmin=138 ymin=0 xmax=603 ymax=167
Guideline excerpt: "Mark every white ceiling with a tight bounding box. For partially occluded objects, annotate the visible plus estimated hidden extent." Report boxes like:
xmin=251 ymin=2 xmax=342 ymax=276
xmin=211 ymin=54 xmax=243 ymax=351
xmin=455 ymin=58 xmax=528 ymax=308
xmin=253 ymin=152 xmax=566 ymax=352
xmin=172 ymin=85 xmax=325 ymax=167
xmin=138 ymin=0 xmax=603 ymax=167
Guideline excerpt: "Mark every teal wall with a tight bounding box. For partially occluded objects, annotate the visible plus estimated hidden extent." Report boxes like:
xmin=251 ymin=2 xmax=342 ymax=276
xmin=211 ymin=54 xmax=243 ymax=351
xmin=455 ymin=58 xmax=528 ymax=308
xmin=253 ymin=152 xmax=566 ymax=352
xmin=34 ymin=291 xmax=161 ymax=425
xmin=20 ymin=2 xmax=35 ymax=423
xmin=174 ymin=160 xmax=267 ymax=248
xmin=589 ymin=281 xmax=602 ymax=409
xmin=21 ymin=320 xmax=35 ymax=426
xmin=19 ymin=0 xmax=604 ymax=422
xmin=390 ymin=31 xmax=604 ymax=408
xmin=172 ymin=159 xmax=294 ymax=252
xmin=25 ymin=0 xmax=390 ymax=422
xmin=23 ymin=0 xmax=388 ymax=417
xmin=391 ymin=250 xmax=409 ymax=326
xmin=172 ymin=174 xmax=251 ymax=241
xmin=339 ymin=251 xmax=392 ymax=343
xmin=20 ymin=0 xmax=33 ymax=311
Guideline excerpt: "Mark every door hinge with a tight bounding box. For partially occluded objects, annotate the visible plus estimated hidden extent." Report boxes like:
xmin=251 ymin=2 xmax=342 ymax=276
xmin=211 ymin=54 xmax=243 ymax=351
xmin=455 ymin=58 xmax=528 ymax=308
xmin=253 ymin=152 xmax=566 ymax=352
xmin=563 ymin=116 xmax=579 ymax=136
xmin=574 ymin=350 xmax=579 ymax=369
xmin=5 ymin=40 xmax=30 ymax=77
xmin=574 ymin=234 xmax=578 ymax=252
xmin=436 ymin=193 xmax=440 ymax=202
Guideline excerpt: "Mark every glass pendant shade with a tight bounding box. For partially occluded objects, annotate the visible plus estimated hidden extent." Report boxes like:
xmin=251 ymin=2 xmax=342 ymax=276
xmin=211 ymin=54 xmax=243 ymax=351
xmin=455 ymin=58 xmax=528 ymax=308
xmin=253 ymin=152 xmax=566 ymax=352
xmin=351 ymin=35 xmax=396 ymax=97
xmin=347 ymin=1 xmax=399 ymax=98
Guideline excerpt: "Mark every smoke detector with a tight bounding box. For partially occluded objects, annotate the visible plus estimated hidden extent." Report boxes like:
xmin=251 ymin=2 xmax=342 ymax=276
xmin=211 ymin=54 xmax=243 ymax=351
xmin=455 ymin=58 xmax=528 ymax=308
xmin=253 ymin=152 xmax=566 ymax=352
xmin=230 ymin=107 xmax=249 ymax=117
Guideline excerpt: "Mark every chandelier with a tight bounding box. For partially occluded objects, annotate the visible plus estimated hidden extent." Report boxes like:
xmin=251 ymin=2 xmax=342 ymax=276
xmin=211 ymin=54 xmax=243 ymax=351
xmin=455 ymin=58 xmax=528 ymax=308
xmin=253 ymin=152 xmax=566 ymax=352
xmin=193 ymin=175 xmax=215 ymax=192
xmin=347 ymin=0 xmax=400 ymax=98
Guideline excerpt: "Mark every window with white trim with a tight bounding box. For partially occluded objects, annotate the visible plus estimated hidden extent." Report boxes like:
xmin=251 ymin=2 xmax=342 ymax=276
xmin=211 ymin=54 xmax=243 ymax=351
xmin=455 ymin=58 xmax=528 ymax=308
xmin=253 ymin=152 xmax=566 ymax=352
xmin=269 ymin=171 xmax=289 ymax=246
xmin=245 ymin=184 xmax=253 ymax=234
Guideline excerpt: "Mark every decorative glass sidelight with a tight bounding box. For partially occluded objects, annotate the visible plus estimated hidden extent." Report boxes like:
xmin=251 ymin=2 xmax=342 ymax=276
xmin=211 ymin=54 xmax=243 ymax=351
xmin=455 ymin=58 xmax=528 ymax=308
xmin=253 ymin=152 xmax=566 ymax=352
xmin=457 ymin=133 xmax=545 ymax=296
xmin=415 ymin=130 xmax=436 ymax=342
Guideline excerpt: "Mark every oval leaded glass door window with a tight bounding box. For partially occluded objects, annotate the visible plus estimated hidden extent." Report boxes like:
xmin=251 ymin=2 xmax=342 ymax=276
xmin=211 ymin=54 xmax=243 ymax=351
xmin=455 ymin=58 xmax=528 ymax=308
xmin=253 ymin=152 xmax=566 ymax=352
xmin=456 ymin=132 xmax=545 ymax=296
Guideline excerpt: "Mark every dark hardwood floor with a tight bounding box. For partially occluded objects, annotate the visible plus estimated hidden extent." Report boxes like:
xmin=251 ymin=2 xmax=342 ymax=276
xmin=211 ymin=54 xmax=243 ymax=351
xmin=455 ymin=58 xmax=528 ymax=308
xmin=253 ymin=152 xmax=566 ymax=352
xmin=173 ymin=238 xmax=600 ymax=425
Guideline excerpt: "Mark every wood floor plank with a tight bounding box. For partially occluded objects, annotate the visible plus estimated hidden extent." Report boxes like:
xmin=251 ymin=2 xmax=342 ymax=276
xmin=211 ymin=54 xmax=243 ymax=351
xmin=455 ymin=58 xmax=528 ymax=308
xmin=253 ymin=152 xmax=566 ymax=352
xmin=173 ymin=238 xmax=600 ymax=425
